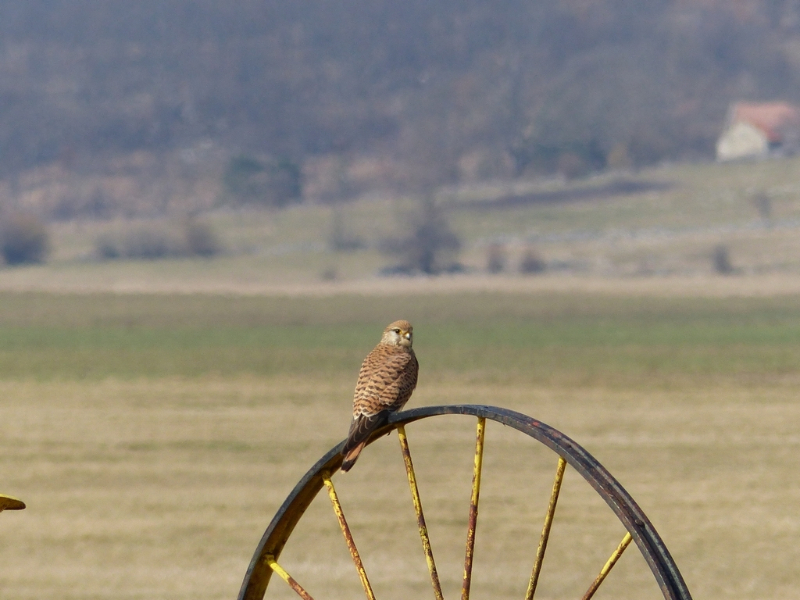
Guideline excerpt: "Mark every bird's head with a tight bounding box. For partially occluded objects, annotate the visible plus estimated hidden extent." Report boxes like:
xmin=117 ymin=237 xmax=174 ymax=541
xmin=381 ymin=320 xmax=414 ymax=349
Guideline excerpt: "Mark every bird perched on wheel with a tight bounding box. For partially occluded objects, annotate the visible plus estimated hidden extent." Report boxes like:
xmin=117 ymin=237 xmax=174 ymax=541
xmin=341 ymin=320 xmax=418 ymax=472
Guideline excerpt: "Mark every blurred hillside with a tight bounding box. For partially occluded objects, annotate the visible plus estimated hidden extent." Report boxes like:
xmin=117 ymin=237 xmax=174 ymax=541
xmin=2 ymin=0 xmax=800 ymax=213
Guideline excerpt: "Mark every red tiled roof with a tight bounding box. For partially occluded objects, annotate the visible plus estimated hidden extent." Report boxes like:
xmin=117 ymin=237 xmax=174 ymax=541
xmin=731 ymin=102 xmax=800 ymax=143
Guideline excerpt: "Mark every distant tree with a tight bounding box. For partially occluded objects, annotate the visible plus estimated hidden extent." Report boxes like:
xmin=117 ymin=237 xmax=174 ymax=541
xmin=712 ymin=245 xmax=734 ymax=275
xmin=184 ymin=218 xmax=221 ymax=257
xmin=519 ymin=247 xmax=546 ymax=274
xmin=486 ymin=243 xmax=507 ymax=274
xmin=751 ymin=192 xmax=772 ymax=223
xmin=0 ymin=213 xmax=50 ymax=265
xmin=382 ymin=197 xmax=461 ymax=275
xmin=1 ymin=0 xmax=798 ymax=181
xmin=94 ymin=233 xmax=121 ymax=260
xmin=319 ymin=265 xmax=338 ymax=281
xmin=222 ymin=155 xmax=302 ymax=208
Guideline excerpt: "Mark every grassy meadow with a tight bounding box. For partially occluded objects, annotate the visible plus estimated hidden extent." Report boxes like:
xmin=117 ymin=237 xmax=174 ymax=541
xmin=10 ymin=153 xmax=800 ymax=293
xmin=0 ymin=290 xmax=799 ymax=599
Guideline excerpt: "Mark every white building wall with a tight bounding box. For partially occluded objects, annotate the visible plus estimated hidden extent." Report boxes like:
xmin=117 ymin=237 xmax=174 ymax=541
xmin=716 ymin=121 xmax=769 ymax=161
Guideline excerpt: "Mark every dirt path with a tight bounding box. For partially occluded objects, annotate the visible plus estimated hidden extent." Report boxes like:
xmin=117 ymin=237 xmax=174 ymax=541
xmin=2 ymin=270 xmax=800 ymax=297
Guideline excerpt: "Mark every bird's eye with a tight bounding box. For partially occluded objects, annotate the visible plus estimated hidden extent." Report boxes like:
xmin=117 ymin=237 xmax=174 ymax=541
xmin=392 ymin=329 xmax=401 ymax=334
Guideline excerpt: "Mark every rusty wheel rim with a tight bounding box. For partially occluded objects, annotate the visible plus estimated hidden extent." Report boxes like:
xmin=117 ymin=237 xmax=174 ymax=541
xmin=238 ymin=404 xmax=692 ymax=600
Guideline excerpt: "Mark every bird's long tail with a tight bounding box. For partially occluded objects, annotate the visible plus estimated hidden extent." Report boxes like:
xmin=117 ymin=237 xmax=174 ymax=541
xmin=340 ymin=411 xmax=389 ymax=472
xmin=341 ymin=441 xmax=366 ymax=472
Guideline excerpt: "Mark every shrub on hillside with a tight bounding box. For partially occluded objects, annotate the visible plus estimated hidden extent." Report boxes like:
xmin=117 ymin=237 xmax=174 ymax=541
xmin=0 ymin=213 xmax=50 ymax=265
xmin=95 ymin=219 xmax=222 ymax=260
xmin=119 ymin=224 xmax=183 ymax=259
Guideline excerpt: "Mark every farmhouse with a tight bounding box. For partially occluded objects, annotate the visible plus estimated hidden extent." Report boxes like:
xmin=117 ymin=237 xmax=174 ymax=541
xmin=716 ymin=101 xmax=800 ymax=161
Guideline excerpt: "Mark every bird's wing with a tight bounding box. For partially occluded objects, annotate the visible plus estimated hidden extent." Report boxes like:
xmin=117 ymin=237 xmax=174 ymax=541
xmin=382 ymin=351 xmax=418 ymax=408
xmin=353 ymin=350 xmax=418 ymax=415
xmin=342 ymin=410 xmax=390 ymax=456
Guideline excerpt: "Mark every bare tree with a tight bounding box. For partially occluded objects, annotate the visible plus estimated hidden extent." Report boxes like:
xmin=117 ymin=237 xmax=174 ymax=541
xmin=382 ymin=197 xmax=461 ymax=275
xmin=486 ymin=243 xmax=507 ymax=274
xmin=712 ymin=245 xmax=734 ymax=275
xmin=0 ymin=212 xmax=50 ymax=265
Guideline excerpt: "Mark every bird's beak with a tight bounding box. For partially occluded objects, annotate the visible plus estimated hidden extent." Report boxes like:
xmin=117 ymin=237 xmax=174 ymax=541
xmin=403 ymin=331 xmax=412 ymax=340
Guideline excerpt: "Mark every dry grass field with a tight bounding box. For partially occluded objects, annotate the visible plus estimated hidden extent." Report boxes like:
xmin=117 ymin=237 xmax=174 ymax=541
xmin=0 ymin=289 xmax=798 ymax=600
xmin=3 ymin=124 xmax=800 ymax=600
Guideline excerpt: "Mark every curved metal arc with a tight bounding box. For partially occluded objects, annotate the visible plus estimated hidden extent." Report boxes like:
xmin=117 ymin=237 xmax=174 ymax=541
xmin=238 ymin=404 xmax=692 ymax=600
xmin=237 ymin=445 xmax=344 ymax=600
xmin=395 ymin=405 xmax=692 ymax=600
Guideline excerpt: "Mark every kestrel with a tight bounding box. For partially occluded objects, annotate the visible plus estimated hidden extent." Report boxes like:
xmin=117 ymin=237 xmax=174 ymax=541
xmin=341 ymin=320 xmax=419 ymax=472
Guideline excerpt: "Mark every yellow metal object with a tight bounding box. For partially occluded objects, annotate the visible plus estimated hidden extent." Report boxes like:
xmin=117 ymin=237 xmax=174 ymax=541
xmin=581 ymin=532 xmax=634 ymax=600
xmin=0 ymin=494 xmax=25 ymax=512
xmin=322 ymin=471 xmax=376 ymax=600
xmin=461 ymin=416 xmax=486 ymax=600
xmin=397 ymin=425 xmax=444 ymax=600
xmin=239 ymin=405 xmax=693 ymax=600
xmin=526 ymin=456 xmax=567 ymax=600
xmin=266 ymin=555 xmax=315 ymax=600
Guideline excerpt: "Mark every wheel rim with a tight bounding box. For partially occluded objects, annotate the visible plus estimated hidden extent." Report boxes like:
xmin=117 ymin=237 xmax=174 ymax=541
xmin=238 ymin=404 xmax=693 ymax=600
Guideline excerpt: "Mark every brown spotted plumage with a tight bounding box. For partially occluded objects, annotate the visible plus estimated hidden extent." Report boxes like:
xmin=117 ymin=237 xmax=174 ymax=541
xmin=341 ymin=320 xmax=418 ymax=472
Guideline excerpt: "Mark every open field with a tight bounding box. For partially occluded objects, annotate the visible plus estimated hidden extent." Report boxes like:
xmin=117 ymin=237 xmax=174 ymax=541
xmin=0 ymin=290 xmax=799 ymax=599
xmin=8 ymin=154 xmax=800 ymax=293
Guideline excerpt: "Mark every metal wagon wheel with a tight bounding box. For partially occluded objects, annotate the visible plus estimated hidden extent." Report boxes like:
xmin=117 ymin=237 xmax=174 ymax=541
xmin=238 ymin=404 xmax=692 ymax=600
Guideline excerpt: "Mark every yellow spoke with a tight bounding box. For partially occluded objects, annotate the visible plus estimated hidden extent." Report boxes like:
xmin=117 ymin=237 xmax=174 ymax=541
xmin=525 ymin=456 xmax=567 ymax=600
xmin=461 ymin=417 xmax=486 ymax=600
xmin=266 ymin=555 xmax=315 ymax=600
xmin=581 ymin=532 xmax=634 ymax=600
xmin=322 ymin=471 xmax=376 ymax=600
xmin=397 ymin=425 xmax=445 ymax=600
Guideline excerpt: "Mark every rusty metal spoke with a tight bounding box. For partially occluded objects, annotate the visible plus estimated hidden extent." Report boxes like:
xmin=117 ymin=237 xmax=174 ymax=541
xmin=397 ymin=425 xmax=445 ymax=600
xmin=266 ymin=555 xmax=315 ymax=600
xmin=322 ymin=471 xmax=376 ymax=600
xmin=581 ymin=532 xmax=634 ymax=600
xmin=238 ymin=405 xmax=693 ymax=600
xmin=526 ymin=456 xmax=567 ymax=600
xmin=461 ymin=416 xmax=486 ymax=600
